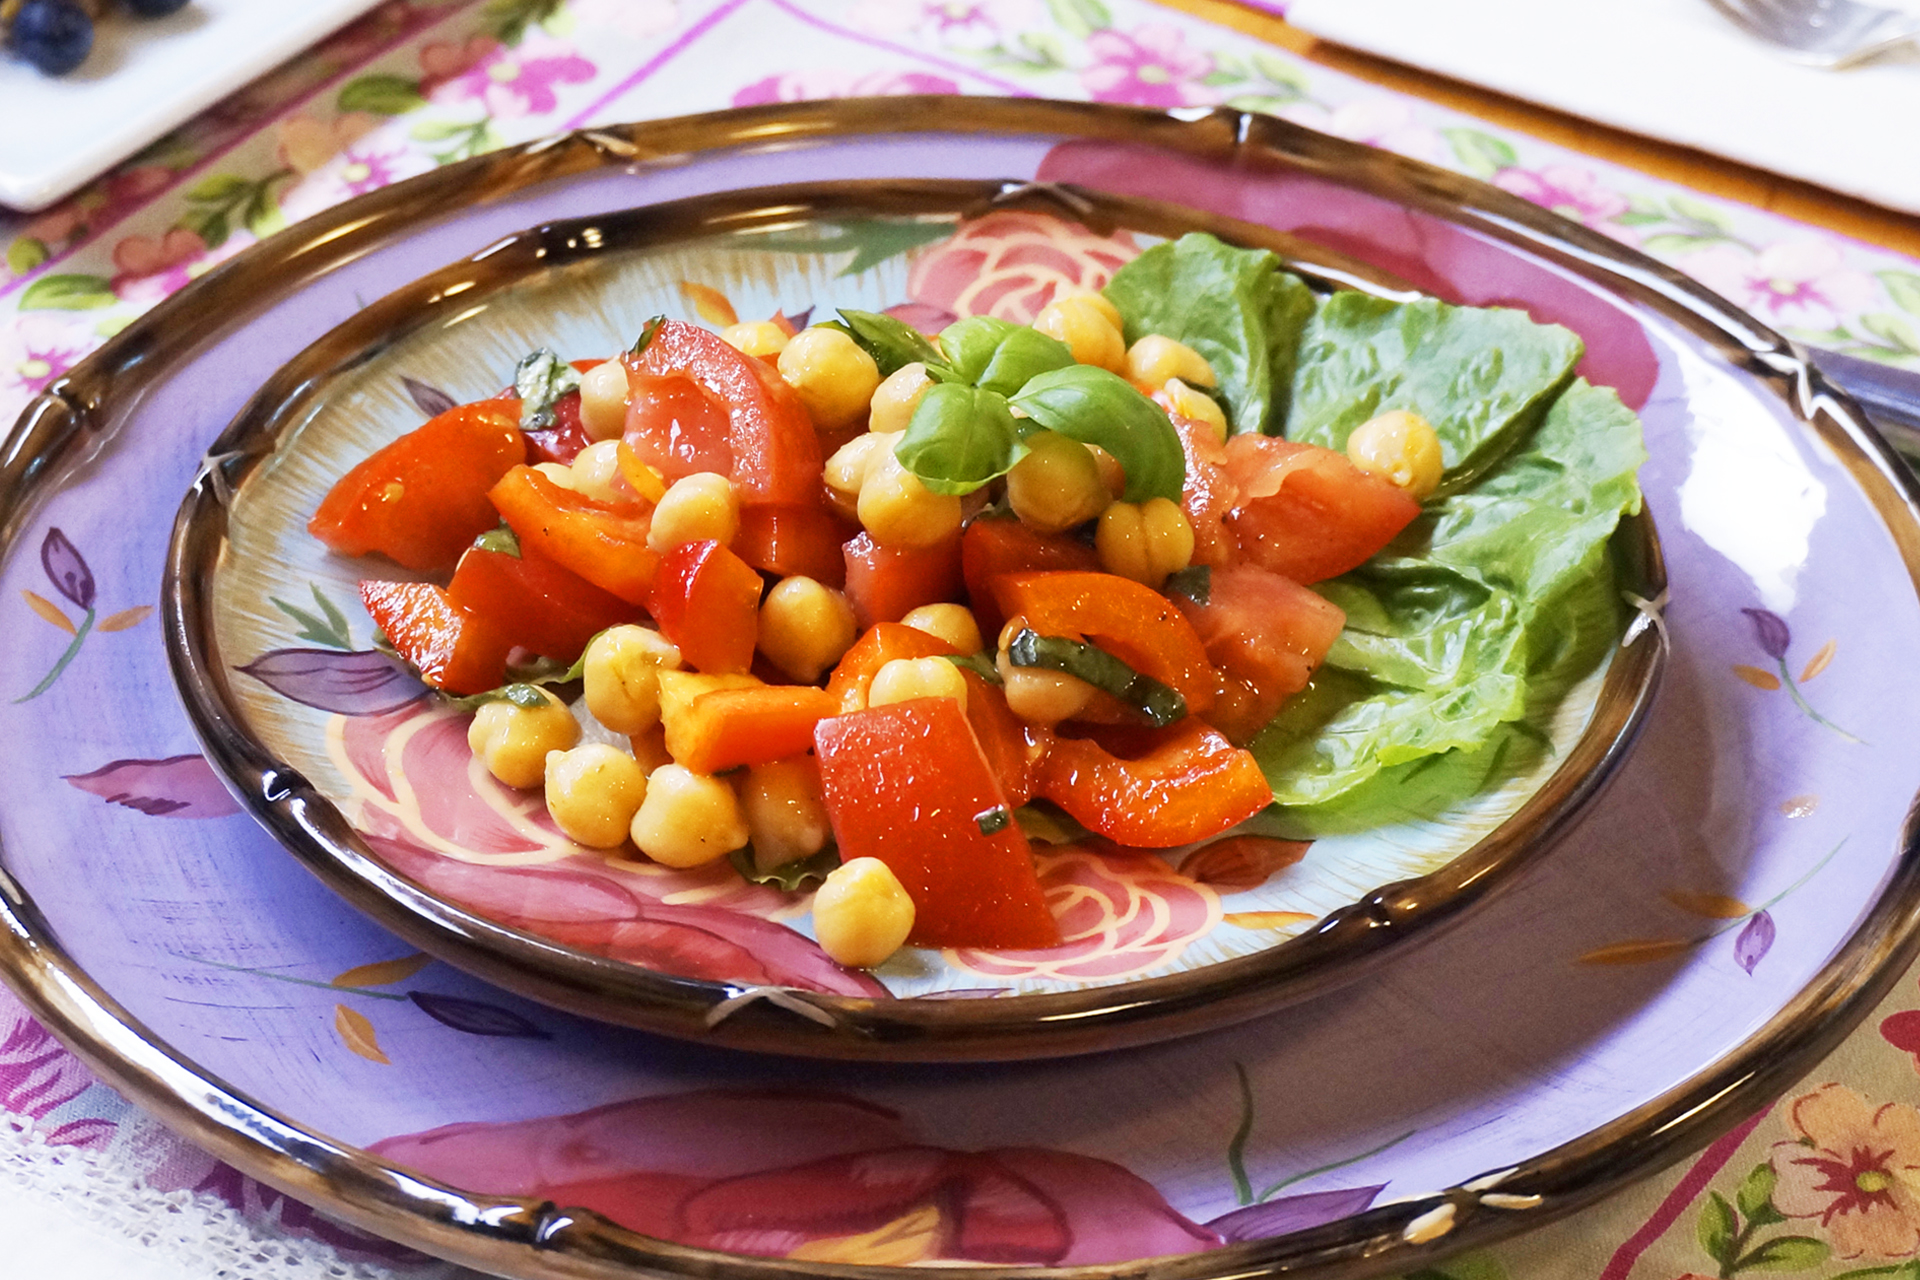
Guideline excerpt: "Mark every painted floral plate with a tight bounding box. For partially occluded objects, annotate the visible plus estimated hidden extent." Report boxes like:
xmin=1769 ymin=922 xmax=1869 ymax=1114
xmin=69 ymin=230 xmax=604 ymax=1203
xmin=164 ymin=175 xmax=1663 ymax=1061
xmin=3 ymin=100 xmax=1919 ymax=1280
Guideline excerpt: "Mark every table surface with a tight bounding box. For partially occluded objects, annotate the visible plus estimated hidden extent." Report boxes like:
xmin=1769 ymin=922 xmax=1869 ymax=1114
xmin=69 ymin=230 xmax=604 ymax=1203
xmin=2 ymin=2 xmax=1919 ymax=1278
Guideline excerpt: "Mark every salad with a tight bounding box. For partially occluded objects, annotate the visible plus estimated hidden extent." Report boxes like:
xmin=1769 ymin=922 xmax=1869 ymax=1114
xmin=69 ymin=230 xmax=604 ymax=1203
xmin=308 ymin=230 xmax=1645 ymax=972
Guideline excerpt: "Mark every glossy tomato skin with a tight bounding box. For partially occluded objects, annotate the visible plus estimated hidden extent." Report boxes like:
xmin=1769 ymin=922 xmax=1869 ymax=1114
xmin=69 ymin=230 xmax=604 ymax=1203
xmin=447 ymin=545 xmax=643 ymax=665
xmin=1036 ymin=720 xmax=1272 ymax=848
xmin=488 ymin=465 xmax=659 ymax=605
xmin=358 ymin=580 xmax=510 ymax=695
xmin=621 ymin=320 xmax=820 ymax=507
xmin=815 ymin=697 xmax=1059 ymax=950
xmin=650 ymin=539 xmax=763 ymax=674
xmin=991 ymin=570 xmax=1216 ymax=717
xmin=960 ymin=669 xmax=1048 ymax=807
xmin=842 ymin=530 xmax=964 ymax=631
xmin=1176 ymin=565 xmax=1347 ymax=744
xmin=310 ymin=401 xmax=525 ymax=573
xmin=735 ymin=503 xmax=858 ymax=586
xmin=960 ymin=516 xmax=1100 ymax=640
xmin=1223 ymin=436 xmax=1421 ymax=584
xmin=1163 ymin=409 xmax=1237 ymax=569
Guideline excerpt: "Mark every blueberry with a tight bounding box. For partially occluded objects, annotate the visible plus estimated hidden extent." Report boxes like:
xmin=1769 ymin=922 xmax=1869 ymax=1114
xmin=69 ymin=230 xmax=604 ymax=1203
xmin=7 ymin=0 xmax=94 ymax=76
xmin=123 ymin=0 xmax=193 ymax=15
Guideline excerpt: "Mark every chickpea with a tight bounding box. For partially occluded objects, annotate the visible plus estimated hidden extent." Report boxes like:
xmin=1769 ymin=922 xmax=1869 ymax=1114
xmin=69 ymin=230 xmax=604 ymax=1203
xmin=630 ymin=764 xmax=750 ymax=868
xmin=578 ymin=361 xmax=631 ymax=440
xmin=543 ymin=743 xmax=647 ymax=848
xmin=900 ymin=603 xmax=983 ymax=654
xmin=532 ymin=461 xmax=576 ymax=489
xmin=1126 ymin=334 xmax=1216 ymax=391
xmin=568 ymin=439 xmax=629 ymax=504
xmin=857 ymin=451 xmax=962 ymax=550
xmin=1096 ymin=496 xmax=1195 ymax=588
xmin=466 ymin=689 xmax=581 ymax=789
xmin=1161 ymin=378 xmax=1228 ymax=442
xmin=777 ymin=326 xmax=881 ymax=432
xmin=583 ymin=624 xmax=682 ymax=734
xmin=720 ymin=320 xmax=791 ymax=360
xmin=868 ymin=361 xmax=933 ymax=434
xmin=759 ymin=576 xmax=858 ymax=682
xmin=823 ymin=430 xmax=897 ymax=521
xmin=868 ymin=657 xmax=968 ymax=711
xmin=1005 ymin=431 xmax=1111 ymax=534
xmin=646 ymin=471 xmax=739 ymax=552
xmin=1347 ymin=409 xmax=1444 ymax=501
xmin=738 ymin=757 xmax=831 ymax=866
xmin=1032 ymin=293 xmax=1126 ymax=374
xmin=995 ymin=650 xmax=1095 ymax=725
xmin=812 ymin=857 xmax=916 ymax=969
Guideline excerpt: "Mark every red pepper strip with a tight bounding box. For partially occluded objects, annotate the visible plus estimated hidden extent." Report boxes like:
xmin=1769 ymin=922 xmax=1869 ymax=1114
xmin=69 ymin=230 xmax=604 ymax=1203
xmin=815 ymin=698 xmax=1060 ymax=950
xmin=1036 ymin=720 xmax=1272 ymax=848
xmin=960 ymin=516 xmax=1100 ymax=640
xmin=488 ymin=465 xmax=659 ymax=606
xmin=650 ymin=539 xmax=764 ymax=675
xmin=669 ymin=685 xmax=841 ymax=775
xmin=992 ymin=570 xmax=1216 ymax=718
xmin=448 ymin=545 xmax=643 ymax=666
xmin=960 ymin=669 xmax=1049 ymax=808
xmin=358 ymin=580 xmax=510 ymax=695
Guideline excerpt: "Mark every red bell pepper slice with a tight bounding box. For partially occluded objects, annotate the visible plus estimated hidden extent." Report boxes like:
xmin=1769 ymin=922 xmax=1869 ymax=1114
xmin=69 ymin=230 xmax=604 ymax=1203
xmin=842 ymin=529 xmax=964 ymax=630
xmin=815 ymin=698 xmax=1060 ymax=950
xmin=650 ymin=539 xmax=763 ymax=674
xmin=1222 ymin=436 xmax=1421 ymax=584
xmin=621 ymin=319 xmax=821 ymax=508
xmin=960 ymin=669 xmax=1048 ymax=808
xmin=447 ymin=544 xmax=643 ymax=666
xmin=992 ymin=571 xmax=1216 ymax=717
xmin=959 ymin=516 xmax=1100 ymax=639
xmin=1035 ymin=720 xmax=1272 ymax=848
xmin=358 ymin=580 xmax=510 ymax=695
xmin=670 ymin=685 xmax=840 ymax=775
xmin=487 ymin=465 xmax=660 ymax=606
xmin=824 ymin=622 xmax=957 ymax=713
xmin=735 ymin=503 xmax=858 ymax=586
xmin=310 ymin=401 xmax=525 ymax=573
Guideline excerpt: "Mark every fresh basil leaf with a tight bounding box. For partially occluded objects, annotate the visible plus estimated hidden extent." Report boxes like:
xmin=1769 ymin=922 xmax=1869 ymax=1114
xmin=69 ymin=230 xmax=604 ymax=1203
xmin=1284 ymin=291 xmax=1584 ymax=489
xmin=473 ymin=524 xmax=521 ymax=556
xmin=513 ymin=347 xmax=581 ymax=431
xmin=1163 ymin=564 xmax=1211 ymax=604
xmin=630 ymin=314 xmax=665 ymax=358
xmin=895 ymin=382 xmax=1028 ymax=496
xmin=443 ymin=681 xmax=560 ymax=713
xmin=729 ymin=844 xmax=840 ymax=891
xmin=834 ymin=308 xmax=948 ymax=378
xmin=1009 ymin=365 xmax=1184 ymax=503
xmin=943 ymin=651 xmax=1003 ymax=684
xmin=1013 ymin=802 xmax=1093 ymax=845
xmin=1006 ymin=628 xmax=1186 ymax=727
xmin=1102 ymin=232 xmax=1316 ymax=434
xmin=939 ymin=316 xmax=1074 ymax=396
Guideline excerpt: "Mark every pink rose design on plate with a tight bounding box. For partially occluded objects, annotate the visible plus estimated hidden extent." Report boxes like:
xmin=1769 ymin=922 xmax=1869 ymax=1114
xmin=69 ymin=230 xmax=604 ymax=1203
xmin=425 ymin=33 xmax=595 ymax=119
xmin=906 ymin=210 xmax=1139 ymax=324
xmin=1319 ymin=98 xmax=1447 ymax=167
xmin=109 ymin=228 xmax=208 ymax=304
xmin=731 ymin=68 xmax=959 ymax=108
xmin=2 ymin=315 xmax=90 ymax=401
xmin=948 ymin=844 xmax=1222 ymax=982
xmin=1080 ymin=24 xmax=1221 ymax=109
xmin=1678 ymin=238 xmax=1876 ymax=331
xmin=418 ymin=34 xmax=498 ymax=95
xmin=1494 ymin=163 xmax=1630 ymax=229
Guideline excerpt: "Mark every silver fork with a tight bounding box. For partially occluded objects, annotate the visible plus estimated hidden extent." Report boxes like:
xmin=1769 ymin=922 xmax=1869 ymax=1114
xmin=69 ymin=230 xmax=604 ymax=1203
xmin=1705 ymin=0 xmax=1920 ymax=67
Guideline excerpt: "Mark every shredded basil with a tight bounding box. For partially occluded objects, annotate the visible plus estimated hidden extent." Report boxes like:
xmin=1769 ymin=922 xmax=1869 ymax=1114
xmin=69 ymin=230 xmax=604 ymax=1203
xmin=942 ymin=651 xmax=1003 ymax=684
xmin=473 ymin=524 xmax=521 ymax=557
xmin=1163 ymin=565 xmax=1211 ymax=605
xmin=513 ymin=347 xmax=581 ymax=431
xmin=630 ymin=314 xmax=666 ymax=358
xmin=975 ymin=805 xmax=1011 ymax=836
xmin=729 ymin=844 xmax=841 ymax=891
xmin=1005 ymin=628 xmax=1187 ymax=728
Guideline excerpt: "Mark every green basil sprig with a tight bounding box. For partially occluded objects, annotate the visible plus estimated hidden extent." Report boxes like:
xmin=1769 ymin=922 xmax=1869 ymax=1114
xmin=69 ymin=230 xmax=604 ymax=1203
xmin=938 ymin=316 xmax=1074 ymax=395
xmin=1010 ymin=365 xmax=1184 ymax=504
xmin=828 ymin=309 xmax=948 ymax=378
xmin=895 ymin=383 xmax=1027 ymax=496
xmin=512 ymin=347 xmax=581 ymax=431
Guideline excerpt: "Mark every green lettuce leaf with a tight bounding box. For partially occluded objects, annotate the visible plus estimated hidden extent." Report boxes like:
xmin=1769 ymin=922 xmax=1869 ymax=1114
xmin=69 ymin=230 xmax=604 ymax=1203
xmin=1101 ymin=232 xmax=1315 ymax=435
xmin=1285 ymin=291 xmax=1585 ymax=488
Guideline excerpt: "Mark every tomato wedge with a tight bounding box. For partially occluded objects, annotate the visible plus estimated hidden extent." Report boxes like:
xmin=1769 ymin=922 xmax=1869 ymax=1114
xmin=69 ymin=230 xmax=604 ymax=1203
xmin=1223 ymin=436 xmax=1421 ymax=584
xmin=310 ymin=401 xmax=525 ymax=573
xmin=959 ymin=516 xmax=1100 ymax=639
xmin=735 ymin=503 xmax=857 ymax=586
xmin=992 ymin=571 xmax=1216 ymax=717
xmin=815 ymin=698 xmax=1059 ymax=950
xmin=1036 ymin=720 xmax=1272 ymax=848
xmin=358 ymin=580 xmax=510 ymax=695
xmin=650 ymin=539 xmax=764 ymax=675
xmin=842 ymin=530 xmax=964 ymax=630
xmin=447 ymin=545 xmax=643 ymax=665
xmin=1163 ymin=409 xmax=1237 ymax=569
xmin=488 ymin=465 xmax=659 ymax=605
xmin=1175 ymin=565 xmax=1347 ymax=744
xmin=825 ymin=623 xmax=957 ymax=713
xmin=621 ymin=320 xmax=821 ymax=507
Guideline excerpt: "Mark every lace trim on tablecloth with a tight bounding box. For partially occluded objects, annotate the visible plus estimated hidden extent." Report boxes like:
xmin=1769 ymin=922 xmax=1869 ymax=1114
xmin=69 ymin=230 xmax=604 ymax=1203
xmin=0 ymin=1115 xmax=462 ymax=1280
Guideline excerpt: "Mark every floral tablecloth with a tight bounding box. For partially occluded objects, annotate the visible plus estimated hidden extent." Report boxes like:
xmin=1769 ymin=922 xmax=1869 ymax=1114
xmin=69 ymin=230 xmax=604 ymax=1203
xmin=4 ymin=2 xmax=1920 ymax=1277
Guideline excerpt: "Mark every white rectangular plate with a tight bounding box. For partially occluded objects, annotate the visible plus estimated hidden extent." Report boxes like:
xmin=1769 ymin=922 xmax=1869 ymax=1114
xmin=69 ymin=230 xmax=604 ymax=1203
xmin=0 ymin=0 xmax=387 ymax=212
